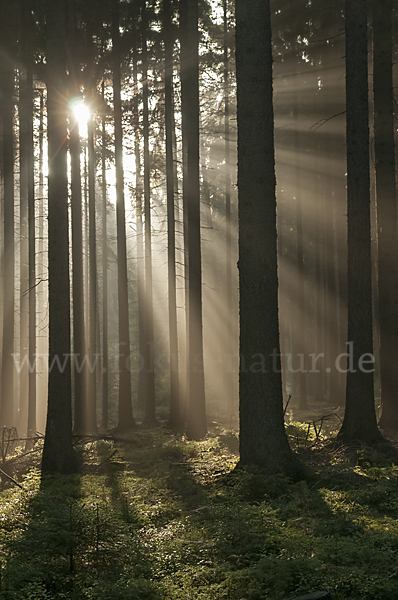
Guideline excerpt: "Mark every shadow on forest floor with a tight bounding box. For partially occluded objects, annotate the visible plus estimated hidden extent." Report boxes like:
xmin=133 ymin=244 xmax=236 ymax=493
xmin=1 ymin=424 xmax=398 ymax=599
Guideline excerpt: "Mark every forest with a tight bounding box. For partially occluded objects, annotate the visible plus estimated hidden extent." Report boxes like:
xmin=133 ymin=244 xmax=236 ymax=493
xmin=0 ymin=0 xmax=398 ymax=598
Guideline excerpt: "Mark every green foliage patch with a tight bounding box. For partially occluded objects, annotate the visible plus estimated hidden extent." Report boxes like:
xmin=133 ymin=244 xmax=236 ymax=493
xmin=0 ymin=427 xmax=398 ymax=599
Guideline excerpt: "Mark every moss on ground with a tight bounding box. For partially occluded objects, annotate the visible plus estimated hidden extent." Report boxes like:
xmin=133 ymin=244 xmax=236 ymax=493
xmin=0 ymin=423 xmax=398 ymax=599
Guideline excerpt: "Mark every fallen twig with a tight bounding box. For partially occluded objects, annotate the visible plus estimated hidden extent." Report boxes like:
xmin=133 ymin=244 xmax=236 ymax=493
xmin=0 ymin=467 xmax=24 ymax=490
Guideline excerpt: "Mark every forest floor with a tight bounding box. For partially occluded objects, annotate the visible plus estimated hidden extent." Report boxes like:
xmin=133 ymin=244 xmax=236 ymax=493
xmin=1 ymin=419 xmax=398 ymax=600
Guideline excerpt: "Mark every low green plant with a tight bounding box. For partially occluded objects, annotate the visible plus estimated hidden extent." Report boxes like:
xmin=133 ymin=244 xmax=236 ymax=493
xmin=1 ymin=426 xmax=398 ymax=599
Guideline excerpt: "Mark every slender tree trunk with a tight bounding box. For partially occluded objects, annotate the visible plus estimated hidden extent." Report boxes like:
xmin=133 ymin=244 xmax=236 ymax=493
xmin=38 ymin=91 xmax=44 ymax=311
xmin=0 ymin=96 xmax=3 ymax=406
xmin=313 ymin=144 xmax=324 ymax=403
xmin=85 ymin=9 xmax=98 ymax=432
xmin=101 ymin=80 xmax=109 ymax=430
xmin=27 ymin=65 xmax=36 ymax=441
xmin=87 ymin=89 xmax=98 ymax=432
xmin=37 ymin=89 xmax=47 ymax=431
xmin=112 ymin=0 xmax=135 ymax=431
xmin=172 ymin=75 xmax=186 ymax=421
xmin=335 ymin=195 xmax=348 ymax=407
xmin=372 ymin=0 xmax=398 ymax=431
xmin=84 ymin=148 xmax=89 ymax=330
xmin=42 ymin=0 xmax=79 ymax=475
xmin=19 ymin=67 xmax=30 ymax=435
xmin=142 ymin=1 xmax=157 ymax=425
xmin=180 ymin=0 xmax=206 ymax=440
xmin=0 ymin=45 xmax=15 ymax=429
xmin=292 ymin=101 xmax=307 ymax=411
xmin=236 ymin=0 xmax=307 ymax=476
xmin=180 ymin=1 xmax=190 ymax=423
xmin=67 ymin=0 xmax=88 ymax=434
xmin=223 ymin=0 xmax=234 ymax=416
xmin=132 ymin=41 xmax=146 ymax=411
xmin=164 ymin=0 xmax=181 ymax=428
xmin=19 ymin=0 xmax=34 ymax=437
xmin=338 ymin=0 xmax=384 ymax=445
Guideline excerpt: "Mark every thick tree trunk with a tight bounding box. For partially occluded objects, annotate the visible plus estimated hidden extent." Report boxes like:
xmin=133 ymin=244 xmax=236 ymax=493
xmin=372 ymin=0 xmax=398 ymax=431
xmin=112 ymin=0 xmax=135 ymax=431
xmin=236 ymin=0 xmax=306 ymax=476
xmin=142 ymin=1 xmax=157 ymax=426
xmin=42 ymin=0 xmax=79 ymax=474
xmin=338 ymin=0 xmax=383 ymax=445
xmin=180 ymin=0 xmax=206 ymax=440
xmin=164 ymin=0 xmax=181 ymax=428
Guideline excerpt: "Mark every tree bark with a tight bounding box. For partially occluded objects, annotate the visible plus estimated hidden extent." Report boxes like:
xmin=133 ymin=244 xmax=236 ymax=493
xmin=223 ymin=0 xmax=234 ymax=417
xmin=42 ymin=0 xmax=79 ymax=474
xmin=236 ymin=0 xmax=307 ymax=476
xmin=337 ymin=0 xmax=384 ymax=445
xmin=132 ymin=37 xmax=146 ymax=412
xmin=142 ymin=0 xmax=157 ymax=426
xmin=67 ymin=0 xmax=88 ymax=435
xmin=86 ymin=57 xmax=98 ymax=433
xmin=0 ymin=19 xmax=15 ymax=429
xmin=26 ymin=62 xmax=36 ymax=440
xmin=292 ymin=101 xmax=307 ymax=411
xmin=101 ymin=80 xmax=109 ymax=430
xmin=180 ymin=0 xmax=206 ymax=440
xmin=19 ymin=69 xmax=29 ymax=436
xmin=112 ymin=0 xmax=135 ymax=431
xmin=18 ymin=0 xmax=34 ymax=436
xmin=372 ymin=0 xmax=398 ymax=431
xmin=164 ymin=0 xmax=181 ymax=428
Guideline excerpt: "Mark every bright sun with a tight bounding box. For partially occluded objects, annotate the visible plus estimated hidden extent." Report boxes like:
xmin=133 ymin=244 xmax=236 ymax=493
xmin=71 ymin=99 xmax=90 ymax=136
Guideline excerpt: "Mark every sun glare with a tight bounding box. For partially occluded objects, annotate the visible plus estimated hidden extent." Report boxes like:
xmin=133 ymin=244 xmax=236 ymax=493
xmin=70 ymin=99 xmax=90 ymax=136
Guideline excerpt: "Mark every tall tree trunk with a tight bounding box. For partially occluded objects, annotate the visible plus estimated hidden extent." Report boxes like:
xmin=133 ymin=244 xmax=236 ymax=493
xmin=27 ymin=64 xmax=36 ymax=441
xmin=84 ymin=148 xmax=89 ymax=331
xmin=179 ymin=1 xmax=190 ymax=423
xmin=236 ymin=0 xmax=306 ymax=477
xmin=67 ymin=0 xmax=88 ymax=434
xmin=164 ymin=0 xmax=181 ymax=428
xmin=42 ymin=0 xmax=79 ymax=475
xmin=37 ymin=89 xmax=47 ymax=432
xmin=313 ymin=143 xmax=325 ymax=403
xmin=337 ymin=0 xmax=384 ymax=445
xmin=142 ymin=0 xmax=157 ymax=426
xmin=87 ymin=86 xmax=98 ymax=432
xmin=293 ymin=101 xmax=307 ymax=411
xmin=132 ymin=40 xmax=146 ymax=411
xmin=19 ymin=68 xmax=30 ymax=436
xmin=112 ymin=0 xmax=135 ymax=431
xmin=0 ymin=38 xmax=15 ymax=429
xmin=372 ymin=0 xmax=398 ymax=431
xmin=19 ymin=0 xmax=34 ymax=436
xmin=180 ymin=0 xmax=206 ymax=440
xmin=223 ymin=0 xmax=234 ymax=417
xmin=101 ymin=80 xmax=109 ymax=430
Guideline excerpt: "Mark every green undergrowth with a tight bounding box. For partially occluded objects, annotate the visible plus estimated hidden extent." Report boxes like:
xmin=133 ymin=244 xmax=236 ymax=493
xmin=1 ymin=424 xmax=398 ymax=599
